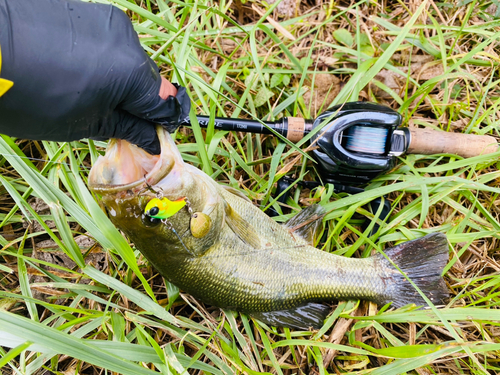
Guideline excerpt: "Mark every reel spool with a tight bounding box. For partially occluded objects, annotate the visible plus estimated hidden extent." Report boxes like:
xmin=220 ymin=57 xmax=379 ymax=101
xmin=310 ymin=102 xmax=409 ymax=185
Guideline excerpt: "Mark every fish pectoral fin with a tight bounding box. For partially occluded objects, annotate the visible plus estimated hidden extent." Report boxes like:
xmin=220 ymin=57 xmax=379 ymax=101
xmin=250 ymin=303 xmax=331 ymax=330
xmin=284 ymin=204 xmax=326 ymax=246
xmin=221 ymin=185 xmax=252 ymax=203
xmin=224 ymin=201 xmax=261 ymax=249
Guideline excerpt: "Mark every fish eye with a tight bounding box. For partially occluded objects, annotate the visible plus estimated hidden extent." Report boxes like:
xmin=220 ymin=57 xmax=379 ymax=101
xmin=149 ymin=206 xmax=159 ymax=216
xmin=142 ymin=214 xmax=161 ymax=227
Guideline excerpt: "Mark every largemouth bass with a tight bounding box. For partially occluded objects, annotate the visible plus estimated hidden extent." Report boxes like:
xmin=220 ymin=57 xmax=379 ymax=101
xmin=89 ymin=127 xmax=449 ymax=329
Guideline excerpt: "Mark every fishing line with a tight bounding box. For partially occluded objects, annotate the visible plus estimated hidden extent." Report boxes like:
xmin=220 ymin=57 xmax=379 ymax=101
xmin=202 ymin=244 xmax=307 ymax=259
xmin=344 ymin=126 xmax=389 ymax=154
xmin=161 ymin=218 xmax=195 ymax=256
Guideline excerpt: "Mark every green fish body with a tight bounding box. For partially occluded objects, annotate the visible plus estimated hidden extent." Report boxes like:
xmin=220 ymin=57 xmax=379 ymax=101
xmin=89 ymin=127 xmax=449 ymax=329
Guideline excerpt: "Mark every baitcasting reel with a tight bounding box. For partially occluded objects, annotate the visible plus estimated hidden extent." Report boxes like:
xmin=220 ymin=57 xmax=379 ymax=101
xmin=309 ymin=102 xmax=409 ymax=185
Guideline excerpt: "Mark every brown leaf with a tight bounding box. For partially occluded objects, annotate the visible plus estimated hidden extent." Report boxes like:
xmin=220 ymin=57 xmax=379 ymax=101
xmin=267 ymin=0 xmax=298 ymax=17
xmin=372 ymin=69 xmax=406 ymax=99
xmin=412 ymin=62 xmax=445 ymax=81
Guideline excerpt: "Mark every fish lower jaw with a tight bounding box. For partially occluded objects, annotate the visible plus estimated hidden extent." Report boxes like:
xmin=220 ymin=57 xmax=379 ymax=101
xmin=91 ymin=179 xmax=154 ymax=196
xmin=90 ymin=166 xmax=172 ymax=196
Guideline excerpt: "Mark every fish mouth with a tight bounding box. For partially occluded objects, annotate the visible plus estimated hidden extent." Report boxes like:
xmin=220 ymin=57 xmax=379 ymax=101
xmin=88 ymin=126 xmax=172 ymax=195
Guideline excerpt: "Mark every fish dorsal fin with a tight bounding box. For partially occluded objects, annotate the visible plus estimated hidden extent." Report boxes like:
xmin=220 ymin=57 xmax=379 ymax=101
xmin=221 ymin=185 xmax=252 ymax=203
xmin=223 ymin=200 xmax=262 ymax=249
xmin=284 ymin=204 xmax=326 ymax=246
xmin=250 ymin=303 xmax=330 ymax=330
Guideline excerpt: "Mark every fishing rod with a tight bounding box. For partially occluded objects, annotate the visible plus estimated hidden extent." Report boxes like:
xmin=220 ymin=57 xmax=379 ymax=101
xmin=181 ymin=102 xmax=498 ymax=186
xmin=181 ymin=102 xmax=498 ymax=228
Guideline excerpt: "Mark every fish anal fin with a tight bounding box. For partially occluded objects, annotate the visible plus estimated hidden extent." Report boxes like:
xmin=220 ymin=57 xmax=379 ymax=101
xmin=284 ymin=204 xmax=326 ymax=246
xmin=250 ymin=303 xmax=330 ymax=330
xmin=224 ymin=201 xmax=262 ymax=249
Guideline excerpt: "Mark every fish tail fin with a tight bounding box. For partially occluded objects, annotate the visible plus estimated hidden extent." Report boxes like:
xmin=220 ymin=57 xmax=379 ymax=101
xmin=378 ymin=233 xmax=449 ymax=308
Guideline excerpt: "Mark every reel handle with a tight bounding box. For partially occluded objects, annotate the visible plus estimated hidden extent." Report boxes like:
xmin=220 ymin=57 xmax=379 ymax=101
xmin=407 ymin=128 xmax=498 ymax=158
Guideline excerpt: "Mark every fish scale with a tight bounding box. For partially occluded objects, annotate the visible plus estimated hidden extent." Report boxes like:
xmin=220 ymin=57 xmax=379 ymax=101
xmin=89 ymin=127 xmax=449 ymax=329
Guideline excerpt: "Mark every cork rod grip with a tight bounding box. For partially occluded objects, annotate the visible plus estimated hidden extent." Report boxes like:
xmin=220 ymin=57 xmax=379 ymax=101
xmin=407 ymin=128 xmax=498 ymax=158
xmin=286 ymin=117 xmax=307 ymax=142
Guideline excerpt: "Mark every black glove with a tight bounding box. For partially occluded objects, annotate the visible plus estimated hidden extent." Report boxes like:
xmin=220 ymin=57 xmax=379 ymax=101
xmin=0 ymin=0 xmax=190 ymax=155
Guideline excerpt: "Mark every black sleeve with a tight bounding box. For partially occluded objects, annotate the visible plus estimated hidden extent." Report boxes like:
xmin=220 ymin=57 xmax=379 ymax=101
xmin=0 ymin=0 xmax=190 ymax=154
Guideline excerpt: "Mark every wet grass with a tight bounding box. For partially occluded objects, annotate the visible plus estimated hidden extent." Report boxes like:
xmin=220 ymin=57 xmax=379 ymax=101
xmin=2 ymin=0 xmax=500 ymax=374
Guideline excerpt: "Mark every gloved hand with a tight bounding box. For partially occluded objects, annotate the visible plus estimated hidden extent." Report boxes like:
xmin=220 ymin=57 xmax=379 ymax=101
xmin=0 ymin=0 xmax=190 ymax=155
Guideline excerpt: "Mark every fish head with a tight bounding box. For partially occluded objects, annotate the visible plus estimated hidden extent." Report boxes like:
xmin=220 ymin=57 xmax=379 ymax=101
xmin=89 ymin=127 xmax=226 ymax=271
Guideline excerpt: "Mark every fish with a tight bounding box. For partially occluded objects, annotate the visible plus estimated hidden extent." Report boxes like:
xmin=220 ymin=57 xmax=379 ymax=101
xmin=88 ymin=127 xmax=449 ymax=330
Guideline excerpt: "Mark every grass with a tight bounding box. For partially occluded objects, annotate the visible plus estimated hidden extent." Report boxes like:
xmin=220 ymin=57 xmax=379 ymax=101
xmin=1 ymin=0 xmax=500 ymax=373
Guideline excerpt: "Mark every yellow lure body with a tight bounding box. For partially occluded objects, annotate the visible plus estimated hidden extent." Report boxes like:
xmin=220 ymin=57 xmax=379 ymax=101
xmin=145 ymin=197 xmax=186 ymax=219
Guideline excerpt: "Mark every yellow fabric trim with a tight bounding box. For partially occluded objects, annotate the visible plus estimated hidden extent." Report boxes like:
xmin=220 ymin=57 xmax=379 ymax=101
xmin=0 ymin=47 xmax=14 ymax=97
xmin=0 ymin=79 xmax=13 ymax=97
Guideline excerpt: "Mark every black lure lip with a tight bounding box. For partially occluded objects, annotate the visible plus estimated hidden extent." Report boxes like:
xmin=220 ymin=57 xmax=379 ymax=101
xmin=142 ymin=213 xmax=161 ymax=227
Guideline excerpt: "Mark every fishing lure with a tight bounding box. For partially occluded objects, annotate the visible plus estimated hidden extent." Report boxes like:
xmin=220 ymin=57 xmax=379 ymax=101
xmin=144 ymin=197 xmax=187 ymax=219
